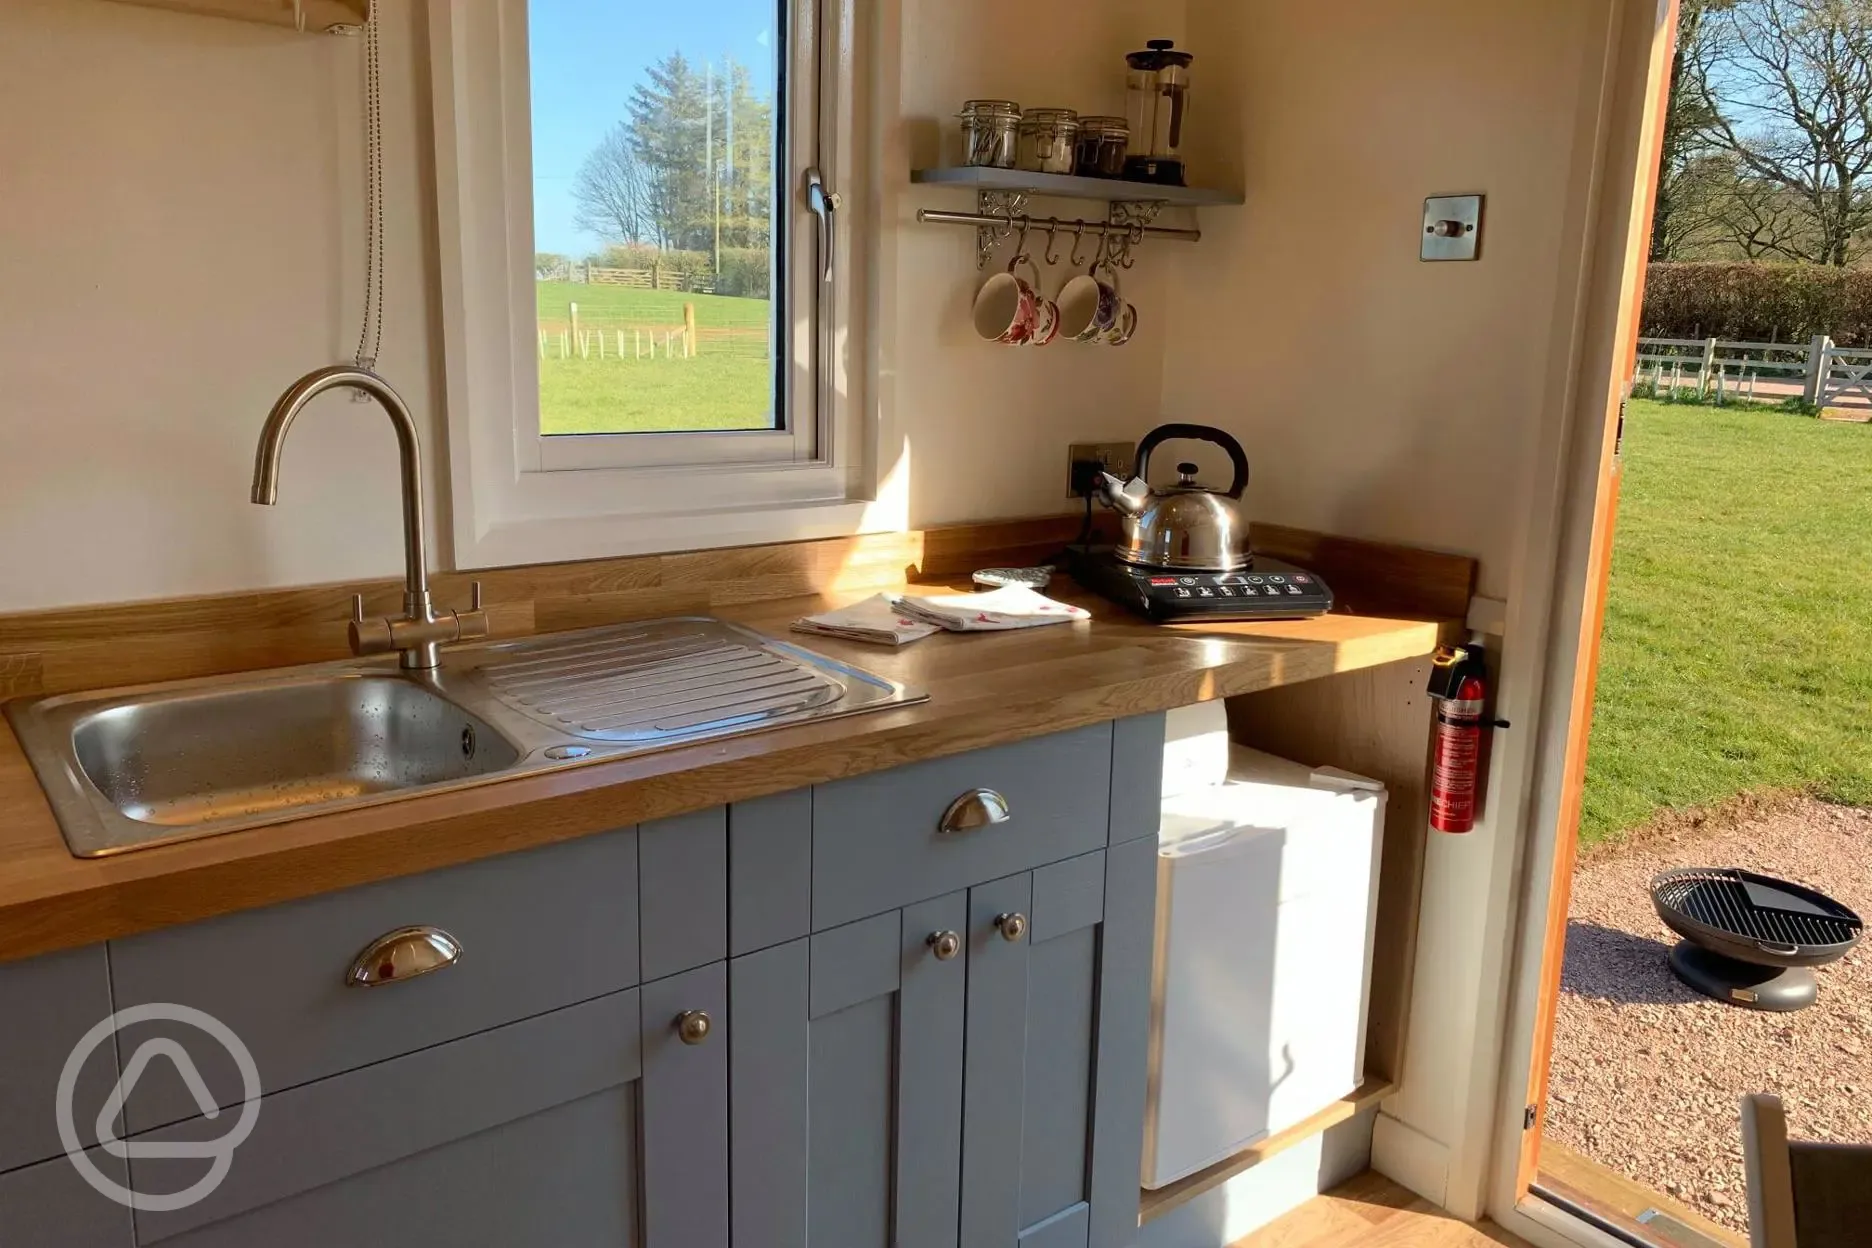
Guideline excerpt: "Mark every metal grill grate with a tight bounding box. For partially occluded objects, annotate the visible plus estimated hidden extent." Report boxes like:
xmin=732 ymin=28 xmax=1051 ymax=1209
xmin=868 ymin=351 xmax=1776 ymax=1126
xmin=1653 ymin=868 xmax=1862 ymax=956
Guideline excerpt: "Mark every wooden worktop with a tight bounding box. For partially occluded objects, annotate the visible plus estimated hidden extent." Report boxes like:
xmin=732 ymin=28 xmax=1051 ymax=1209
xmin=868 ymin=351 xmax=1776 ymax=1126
xmin=0 ymin=518 xmax=1472 ymax=963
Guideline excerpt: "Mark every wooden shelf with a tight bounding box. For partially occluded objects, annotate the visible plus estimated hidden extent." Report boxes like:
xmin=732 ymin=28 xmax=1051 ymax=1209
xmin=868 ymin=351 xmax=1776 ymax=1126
xmin=1138 ymin=1078 xmax=1398 ymax=1226
xmin=104 ymin=0 xmax=367 ymax=32
xmin=911 ymin=166 xmax=1243 ymax=207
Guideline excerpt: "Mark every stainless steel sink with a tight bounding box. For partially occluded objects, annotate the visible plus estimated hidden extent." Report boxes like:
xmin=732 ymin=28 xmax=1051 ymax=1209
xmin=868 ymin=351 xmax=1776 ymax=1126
xmin=68 ymin=676 xmax=521 ymax=830
xmin=8 ymin=618 xmax=924 ymax=858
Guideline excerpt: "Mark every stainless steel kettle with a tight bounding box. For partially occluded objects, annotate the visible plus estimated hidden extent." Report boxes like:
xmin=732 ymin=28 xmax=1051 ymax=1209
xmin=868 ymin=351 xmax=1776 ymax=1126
xmin=1097 ymin=423 xmax=1251 ymax=571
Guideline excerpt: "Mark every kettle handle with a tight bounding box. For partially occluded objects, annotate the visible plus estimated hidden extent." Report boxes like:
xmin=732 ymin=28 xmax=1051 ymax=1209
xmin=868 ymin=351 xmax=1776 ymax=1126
xmin=1136 ymin=424 xmax=1250 ymax=498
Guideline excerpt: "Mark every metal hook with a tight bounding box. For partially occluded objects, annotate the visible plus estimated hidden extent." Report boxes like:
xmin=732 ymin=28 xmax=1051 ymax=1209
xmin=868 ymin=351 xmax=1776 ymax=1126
xmin=1010 ymin=217 xmax=1030 ymax=266
xmin=1043 ymin=220 xmax=1062 ymax=266
xmin=1070 ymin=221 xmax=1090 ymax=268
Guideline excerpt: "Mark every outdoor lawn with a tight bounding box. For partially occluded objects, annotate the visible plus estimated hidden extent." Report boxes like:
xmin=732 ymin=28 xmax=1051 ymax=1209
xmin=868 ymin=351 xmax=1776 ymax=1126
xmin=534 ymin=281 xmax=773 ymax=434
xmin=1580 ymin=398 xmax=1872 ymax=846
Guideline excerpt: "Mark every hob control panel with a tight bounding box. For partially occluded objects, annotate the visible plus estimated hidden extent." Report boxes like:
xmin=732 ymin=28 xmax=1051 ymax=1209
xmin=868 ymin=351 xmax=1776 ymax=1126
xmin=1074 ymin=552 xmax=1334 ymax=622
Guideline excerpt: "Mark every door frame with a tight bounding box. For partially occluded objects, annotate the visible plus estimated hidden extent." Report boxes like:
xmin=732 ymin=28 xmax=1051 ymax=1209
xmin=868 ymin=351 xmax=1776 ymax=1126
xmin=1483 ymin=0 xmax=1681 ymax=1243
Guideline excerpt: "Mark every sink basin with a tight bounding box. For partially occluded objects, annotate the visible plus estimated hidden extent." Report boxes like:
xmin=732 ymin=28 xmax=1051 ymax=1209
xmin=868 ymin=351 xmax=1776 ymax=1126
xmin=70 ymin=675 xmax=521 ymax=829
xmin=7 ymin=618 xmax=925 ymax=858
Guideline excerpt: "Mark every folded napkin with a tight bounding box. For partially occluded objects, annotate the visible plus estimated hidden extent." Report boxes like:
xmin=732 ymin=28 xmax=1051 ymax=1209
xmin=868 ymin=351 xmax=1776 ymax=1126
xmin=893 ymin=584 xmax=1091 ymax=632
xmin=792 ymin=593 xmax=940 ymax=647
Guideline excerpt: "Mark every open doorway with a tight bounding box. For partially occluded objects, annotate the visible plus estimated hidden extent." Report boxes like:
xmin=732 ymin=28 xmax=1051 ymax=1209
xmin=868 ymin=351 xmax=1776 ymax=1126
xmin=1515 ymin=3 xmax=1872 ymax=1245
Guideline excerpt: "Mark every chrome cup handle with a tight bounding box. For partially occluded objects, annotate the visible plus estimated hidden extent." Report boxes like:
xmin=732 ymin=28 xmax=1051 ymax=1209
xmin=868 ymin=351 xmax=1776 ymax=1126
xmin=345 ymin=925 xmax=463 ymax=988
xmin=938 ymin=788 xmax=1012 ymax=835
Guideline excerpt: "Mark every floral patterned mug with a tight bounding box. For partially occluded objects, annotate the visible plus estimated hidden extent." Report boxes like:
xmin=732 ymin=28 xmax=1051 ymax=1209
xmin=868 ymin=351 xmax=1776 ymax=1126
xmin=973 ymin=253 xmax=1048 ymax=345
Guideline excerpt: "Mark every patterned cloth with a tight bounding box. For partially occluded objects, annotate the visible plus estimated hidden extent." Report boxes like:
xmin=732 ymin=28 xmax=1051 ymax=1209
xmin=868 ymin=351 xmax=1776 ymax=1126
xmin=791 ymin=594 xmax=941 ymax=646
xmin=892 ymin=585 xmax=1091 ymax=632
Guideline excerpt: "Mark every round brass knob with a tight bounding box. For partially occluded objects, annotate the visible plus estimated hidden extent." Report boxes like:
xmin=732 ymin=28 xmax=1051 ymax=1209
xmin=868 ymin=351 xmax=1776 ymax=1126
xmin=996 ymin=912 xmax=1027 ymax=943
xmin=675 ymin=1010 xmax=713 ymax=1046
xmin=928 ymin=930 xmax=962 ymax=961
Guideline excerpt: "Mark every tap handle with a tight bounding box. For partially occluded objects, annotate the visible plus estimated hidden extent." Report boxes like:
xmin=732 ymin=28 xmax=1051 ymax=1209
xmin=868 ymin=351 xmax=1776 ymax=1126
xmin=470 ymin=581 xmax=483 ymax=611
xmin=352 ymin=593 xmax=365 ymax=625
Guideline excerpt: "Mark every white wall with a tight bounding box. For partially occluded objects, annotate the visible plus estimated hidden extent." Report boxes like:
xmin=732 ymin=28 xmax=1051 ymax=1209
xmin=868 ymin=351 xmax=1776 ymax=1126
xmin=1163 ymin=1 xmax=1604 ymax=602
xmin=886 ymin=0 xmax=1184 ymax=526
xmin=0 ymin=0 xmax=442 ymax=612
xmin=0 ymin=0 xmax=1184 ymax=611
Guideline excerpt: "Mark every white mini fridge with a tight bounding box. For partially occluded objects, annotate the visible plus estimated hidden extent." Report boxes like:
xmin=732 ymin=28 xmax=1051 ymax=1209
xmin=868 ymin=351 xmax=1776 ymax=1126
xmin=1140 ymin=745 xmax=1386 ymax=1190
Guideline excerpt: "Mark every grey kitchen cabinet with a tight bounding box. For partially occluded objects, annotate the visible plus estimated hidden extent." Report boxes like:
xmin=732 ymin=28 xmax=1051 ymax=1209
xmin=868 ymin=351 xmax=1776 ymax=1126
xmin=0 ymin=1149 xmax=136 ymax=1248
xmin=962 ymin=841 xmax=1158 ymax=1248
xmin=729 ymin=892 xmax=969 ymax=1248
xmin=125 ymin=968 xmax=731 ymax=1248
xmin=0 ymin=714 xmax=1164 ymax=1248
xmin=108 ymin=824 xmax=642 ymax=1134
xmin=126 ymin=987 xmax=652 ymax=1247
xmin=0 ymin=943 xmax=117 ymax=1172
xmin=728 ymin=839 xmax=1158 ymax=1248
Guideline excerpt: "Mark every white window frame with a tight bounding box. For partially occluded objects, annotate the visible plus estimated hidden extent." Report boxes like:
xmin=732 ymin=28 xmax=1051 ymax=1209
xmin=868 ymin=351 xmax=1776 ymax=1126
xmin=428 ymin=0 xmax=880 ymax=567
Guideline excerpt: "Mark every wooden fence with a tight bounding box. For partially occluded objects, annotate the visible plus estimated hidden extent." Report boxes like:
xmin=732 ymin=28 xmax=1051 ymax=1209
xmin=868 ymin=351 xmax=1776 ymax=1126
xmin=1633 ymin=335 xmax=1872 ymax=410
xmin=541 ymin=260 xmax=716 ymax=294
xmin=537 ymin=299 xmax=770 ymax=362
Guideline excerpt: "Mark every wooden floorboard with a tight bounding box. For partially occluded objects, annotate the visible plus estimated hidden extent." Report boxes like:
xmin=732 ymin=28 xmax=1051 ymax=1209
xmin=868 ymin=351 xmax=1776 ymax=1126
xmin=1228 ymin=1171 xmax=1532 ymax=1248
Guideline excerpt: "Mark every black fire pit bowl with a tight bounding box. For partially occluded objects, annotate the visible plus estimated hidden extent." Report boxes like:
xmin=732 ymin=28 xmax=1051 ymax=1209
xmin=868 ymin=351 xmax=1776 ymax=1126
xmin=1649 ymin=867 xmax=1864 ymax=1012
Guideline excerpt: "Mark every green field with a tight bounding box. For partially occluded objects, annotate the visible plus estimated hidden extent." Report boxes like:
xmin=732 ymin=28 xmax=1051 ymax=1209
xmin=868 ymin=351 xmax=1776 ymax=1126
xmin=1580 ymin=399 xmax=1872 ymax=844
xmin=534 ymin=281 xmax=772 ymax=434
xmin=535 ymin=281 xmax=770 ymax=332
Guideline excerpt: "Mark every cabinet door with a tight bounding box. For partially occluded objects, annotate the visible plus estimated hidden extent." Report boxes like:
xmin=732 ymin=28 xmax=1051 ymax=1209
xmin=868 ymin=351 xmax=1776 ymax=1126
xmin=960 ymin=841 xmax=1157 ymax=1248
xmin=639 ymin=962 xmax=730 ymax=1248
xmin=730 ymin=892 xmax=968 ymax=1248
xmin=127 ymin=990 xmax=646 ymax=1248
xmin=0 ymin=1149 xmax=135 ymax=1248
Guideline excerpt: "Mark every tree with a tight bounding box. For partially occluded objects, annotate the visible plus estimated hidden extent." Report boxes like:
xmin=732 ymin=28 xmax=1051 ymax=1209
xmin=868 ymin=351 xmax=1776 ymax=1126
xmin=629 ymin=54 xmax=710 ymax=250
xmin=534 ymin=252 xmax=568 ymax=279
xmin=568 ymin=50 xmax=777 ymax=270
xmin=1695 ymin=154 xmax=1826 ymax=258
xmin=1651 ymin=1 xmax=1732 ymax=259
xmin=571 ymin=123 xmax=651 ymax=246
xmin=1692 ymin=0 xmax=1872 ymax=265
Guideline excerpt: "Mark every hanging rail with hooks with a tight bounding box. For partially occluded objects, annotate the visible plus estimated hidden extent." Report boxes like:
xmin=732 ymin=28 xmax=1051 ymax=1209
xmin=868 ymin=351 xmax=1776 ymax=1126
xmin=915 ymin=208 xmax=1200 ymax=242
xmin=916 ymin=201 xmax=1201 ymax=270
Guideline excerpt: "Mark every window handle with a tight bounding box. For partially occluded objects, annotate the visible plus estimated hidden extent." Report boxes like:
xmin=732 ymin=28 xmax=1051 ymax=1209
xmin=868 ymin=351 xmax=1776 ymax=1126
xmin=805 ymin=167 xmax=841 ymax=284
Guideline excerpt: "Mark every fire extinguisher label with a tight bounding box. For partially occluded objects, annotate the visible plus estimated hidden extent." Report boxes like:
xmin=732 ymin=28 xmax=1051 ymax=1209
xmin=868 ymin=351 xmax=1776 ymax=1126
xmin=1427 ymin=640 xmax=1490 ymax=835
xmin=1430 ymin=707 xmax=1482 ymax=834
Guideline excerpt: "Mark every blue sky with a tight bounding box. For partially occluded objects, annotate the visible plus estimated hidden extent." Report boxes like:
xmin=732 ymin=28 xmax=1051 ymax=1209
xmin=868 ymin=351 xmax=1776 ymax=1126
xmin=529 ymin=0 xmax=777 ymax=256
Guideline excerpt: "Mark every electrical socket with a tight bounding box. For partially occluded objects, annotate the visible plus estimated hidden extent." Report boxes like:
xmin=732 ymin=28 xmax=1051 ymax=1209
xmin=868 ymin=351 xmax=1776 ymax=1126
xmin=1066 ymin=441 xmax=1136 ymax=498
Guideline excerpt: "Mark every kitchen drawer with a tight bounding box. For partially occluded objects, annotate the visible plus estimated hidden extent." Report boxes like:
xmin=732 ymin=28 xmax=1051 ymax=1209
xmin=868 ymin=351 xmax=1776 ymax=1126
xmin=0 ymin=1148 xmax=135 ymax=1248
xmin=0 ymin=944 xmax=116 ymax=1171
xmin=110 ymin=826 xmax=639 ymax=1134
xmin=126 ymin=987 xmax=643 ymax=1246
xmin=811 ymin=723 xmax=1114 ymax=930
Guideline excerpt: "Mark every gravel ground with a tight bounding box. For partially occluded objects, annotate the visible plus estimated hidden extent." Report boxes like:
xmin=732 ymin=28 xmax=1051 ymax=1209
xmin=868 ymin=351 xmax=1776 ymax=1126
xmin=1545 ymin=797 xmax=1872 ymax=1234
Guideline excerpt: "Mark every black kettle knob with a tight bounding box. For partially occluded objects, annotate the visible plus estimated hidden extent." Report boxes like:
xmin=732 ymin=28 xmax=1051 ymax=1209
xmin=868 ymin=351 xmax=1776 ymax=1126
xmin=1176 ymin=462 xmax=1199 ymax=484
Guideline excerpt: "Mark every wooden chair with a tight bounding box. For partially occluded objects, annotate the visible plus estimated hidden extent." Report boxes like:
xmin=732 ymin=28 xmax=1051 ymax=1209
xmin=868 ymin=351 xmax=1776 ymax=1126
xmin=1740 ymin=1092 xmax=1872 ymax=1248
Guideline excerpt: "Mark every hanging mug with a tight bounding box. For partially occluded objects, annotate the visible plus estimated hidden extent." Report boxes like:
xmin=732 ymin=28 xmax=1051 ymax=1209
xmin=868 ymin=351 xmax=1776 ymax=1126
xmin=1028 ymin=290 xmax=1062 ymax=346
xmin=1057 ymin=262 xmax=1122 ymax=343
xmin=1098 ymin=301 xmax=1139 ymax=347
xmin=973 ymin=252 xmax=1046 ymax=345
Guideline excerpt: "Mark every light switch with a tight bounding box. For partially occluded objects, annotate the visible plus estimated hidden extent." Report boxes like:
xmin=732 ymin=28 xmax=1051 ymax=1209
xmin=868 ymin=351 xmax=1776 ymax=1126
xmin=1422 ymin=194 xmax=1484 ymax=261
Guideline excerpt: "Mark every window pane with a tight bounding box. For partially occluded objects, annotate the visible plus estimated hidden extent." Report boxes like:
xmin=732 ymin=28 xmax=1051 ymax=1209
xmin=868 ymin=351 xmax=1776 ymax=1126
xmin=528 ymin=0 xmax=781 ymax=435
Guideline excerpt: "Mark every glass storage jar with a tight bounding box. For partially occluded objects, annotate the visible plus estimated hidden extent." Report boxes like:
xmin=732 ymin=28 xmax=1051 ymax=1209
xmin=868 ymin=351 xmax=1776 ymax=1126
xmin=1073 ymin=116 xmax=1131 ymax=178
xmin=1016 ymin=108 xmax=1080 ymax=174
xmin=958 ymin=99 xmax=1022 ymax=169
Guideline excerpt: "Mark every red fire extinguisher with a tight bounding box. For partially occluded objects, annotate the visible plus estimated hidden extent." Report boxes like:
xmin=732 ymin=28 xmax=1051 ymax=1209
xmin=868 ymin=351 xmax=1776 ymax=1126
xmin=1427 ymin=644 xmax=1492 ymax=834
